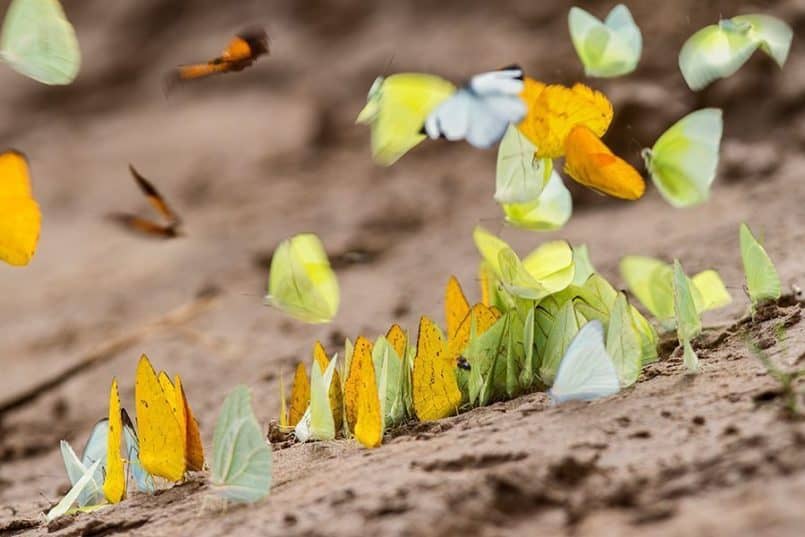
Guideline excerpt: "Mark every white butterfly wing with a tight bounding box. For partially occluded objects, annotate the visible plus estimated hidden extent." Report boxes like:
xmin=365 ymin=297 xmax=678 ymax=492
xmin=549 ymin=321 xmax=620 ymax=404
xmin=469 ymin=67 xmax=524 ymax=95
xmin=425 ymin=89 xmax=472 ymax=141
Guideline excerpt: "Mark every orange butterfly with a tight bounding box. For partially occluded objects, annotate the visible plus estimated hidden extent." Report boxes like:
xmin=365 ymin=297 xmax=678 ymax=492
xmin=110 ymin=165 xmax=182 ymax=239
xmin=167 ymin=27 xmax=269 ymax=87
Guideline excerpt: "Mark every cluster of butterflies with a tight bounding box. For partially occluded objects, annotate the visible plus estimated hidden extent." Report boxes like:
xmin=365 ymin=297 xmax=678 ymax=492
xmin=271 ymin=220 xmax=783 ymax=449
xmin=0 ymin=0 xmax=272 ymax=265
xmin=46 ymin=356 xmax=272 ymax=520
xmin=356 ymin=6 xmax=793 ymax=228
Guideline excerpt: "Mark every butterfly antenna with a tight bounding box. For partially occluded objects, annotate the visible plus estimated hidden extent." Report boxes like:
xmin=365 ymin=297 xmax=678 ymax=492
xmin=381 ymin=53 xmax=396 ymax=77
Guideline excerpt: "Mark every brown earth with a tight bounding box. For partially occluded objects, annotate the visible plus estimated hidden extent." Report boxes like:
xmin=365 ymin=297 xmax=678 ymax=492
xmin=1 ymin=0 xmax=805 ymax=535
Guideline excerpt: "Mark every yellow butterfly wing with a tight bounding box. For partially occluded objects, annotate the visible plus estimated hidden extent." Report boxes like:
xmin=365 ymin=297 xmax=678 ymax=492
xmin=563 ymin=125 xmax=645 ymax=200
xmin=344 ymin=336 xmax=373 ymax=433
xmin=103 ymin=378 xmax=125 ymax=503
xmin=352 ymin=348 xmax=383 ymax=448
xmin=445 ymin=276 xmax=470 ymax=343
xmin=175 ymin=375 xmax=204 ymax=471
xmin=313 ymin=341 xmax=344 ymax=434
xmin=0 ymin=151 xmax=41 ymax=266
xmin=518 ymin=82 xmax=613 ymax=158
xmin=413 ymin=316 xmax=461 ymax=421
xmin=288 ymin=362 xmax=310 ymax=427
xmin=446 ymin=303 xmax=501 ymax=361
xmin=135 ymin=355 xmax=186 ymax=482
xmin=385 ymin=324 xmax=408 ymax=361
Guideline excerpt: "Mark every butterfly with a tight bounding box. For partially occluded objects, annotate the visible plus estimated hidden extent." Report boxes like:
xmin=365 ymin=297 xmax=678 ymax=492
xmin=412 ymin=316 xmax=462 ymax=421
xmin=501 ymin=169 xmax=572 ymax=231
xmin=568 ymin=4 xmax=642 ymax=78
xmin=135 ymin=355 xmax=204 ymax=482
xmin=356 ymin=74 xmax=456 ymax=165
xmin=103 ymin=379 xmax=126 ymax=504
xmin=167 ymin=27 xmax=269 ymax=87
xmin=549 ymin=320 xmax=620 ymax=404
xmin=740 ymin=223 xmax=781 ymax=310
xmin=111 ymin=165 xmax=182 ymax=239
xmin=0 ymin=150 xmax=41 ymax=266
xmin=424 ymin=66 xmax=527 ymax=149
xmin=58 ymin=419 xmax=107 ymax=508
xmin=679 ymin=14 xmax=792 ymax=91
xmin=210 ymin=386 xmax=272 ymax=503
xmin=672 ymin=260 xmax=702 ymax=374
xmin=0 ymin=0 xmax=80 ymax=85
xmin=265 ymin=233 xmax=340 ymax=323
xmin=642 ymin=109 xmax=723 ymax=208
xmin=473 ymin=225 xmax=575 ymax=302
xmin=494 ymin=124 xmax=553 ymax=205
xmin=344 ymin=336 xmax=383 ymax=447
xmin=620 ymin=255 xmax=731 ymax=328
xmin=285 ymin=362 xmax=310 ymax=429
xmin=294 ymin=352 xmax=339 ymax=442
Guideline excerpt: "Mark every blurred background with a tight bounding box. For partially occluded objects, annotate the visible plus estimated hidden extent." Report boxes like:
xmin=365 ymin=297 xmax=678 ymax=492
xmin=0 ymin=0 xmax=803 ymax=527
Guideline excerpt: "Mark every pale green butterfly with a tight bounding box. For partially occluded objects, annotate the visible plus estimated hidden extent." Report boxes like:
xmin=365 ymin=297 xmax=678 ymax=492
xmin=673 ymin=260 xmax=702 ymax=366
xmin=122 ymin=409 xmax=156 ymax=494
xmin=679 ymin=14 xmax=792 ymax=91
xmin=571 ymin=244 xmax=595 ymax=286
xmin=740 ymin=223 xmax=781 ymax=309
xmin=606 ymin=292 xmax=643 ymax=387
xmin=265 ymin=233 xmax=339 ymax=324
xmin=549 ymin=320 xmax=620 ymax=404
xmin=46 ymin=459 xmax=102 ymax=522
xmin=642 ymin=108 xmax=723 ymax=208
xmin=59 ymin=419 xmax=107 ymax=507
xmin=620 ymin=255 xmax=731 ymax=326
xmin=568 ymin=4 xmax=642 ymax=78
xmin=0 ymin=0 xmax=80 ymax=85
xmin=211 ymin=386 xmax=272 ymax=503
xmin=540 ymin=299 xmax=583 ymax=386
xmin=502 ymin=170 xmax=572 ymax=231
xmin=473 ymin=225 xmax=575 ymax=303
xmin=494 ymin=124 xmax=553 ymax=204
xmin=295 ymin=356 xmax=338 ymax=442
xmin=372 ymin=336 xmax=404 ymax=428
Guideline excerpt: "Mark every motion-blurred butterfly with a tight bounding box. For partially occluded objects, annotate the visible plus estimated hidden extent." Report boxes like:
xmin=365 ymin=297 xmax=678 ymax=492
xmin=110 ymin=164 xmax=181 ymax=239
xmin=167 ymin=27 xmax=269 ymax=88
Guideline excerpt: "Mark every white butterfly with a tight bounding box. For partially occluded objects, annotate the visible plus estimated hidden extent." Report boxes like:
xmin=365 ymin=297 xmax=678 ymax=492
xmin=549 ymin=320 xmax=620 ymax=404
xmin=424 ymin=66 xmax=527 ymax=149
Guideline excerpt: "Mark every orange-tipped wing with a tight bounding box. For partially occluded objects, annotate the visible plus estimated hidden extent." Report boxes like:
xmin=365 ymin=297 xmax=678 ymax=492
xmin=563 ymin=125 xmax=645 ymax=200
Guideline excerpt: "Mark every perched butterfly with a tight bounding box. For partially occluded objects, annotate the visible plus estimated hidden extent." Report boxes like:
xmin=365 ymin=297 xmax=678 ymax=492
xmin=103 ymin=379 xmax=126 ymax=504
xmin=286 ymin=362 xmax=310 ymax=428
xmin=294 ymin=352 xmax=339 ymax=442
xmin=642 ymin=109 xmax=723 ymax=208
xmin=265 ymin=233 xmax=340 ymax=323
xmin=344 ymin=336 xmax=383 ymax=447
xmin=620 ymin=255 xmax=731 ymax=327
xmin=679 ymin=14 xmax=792 ymax=91
xmin=167 ymin=27 xmax=269 ymax=87
xmin=210 ymin=386 xmax=272 ymax=503
xmin=412 ymin=316 xmax=462 ymax=421
xmin=571 ymin=244 xmax=595 ymax=286
xmin=425 ymin=66 xmax=527 ymax=149
xmin=110 ymin=165 xmax=182 ymax=239
xmin=0 ymin=150 xmax=41 ymax=266
xmin=606 ymin=292 xmax=644 ymax=386
xmin=673 ymin=260 xmax=701 ymax=374
xmin=740 ymin=223 xmax=781 ymax=310
xmin=356 ymin=74 xmax=456 ymax=166
xmin=549 ymin=320 xmax=620 ymax=404
xmin=473 ymin=225 xmax=575 ymax=302
xmin=58 ymin=419 xmax=107 ymax=508
xmin=0 ymin=0 xmax=80 ymax=85
xmin=568 ymin=4 xmax=642 ymax=78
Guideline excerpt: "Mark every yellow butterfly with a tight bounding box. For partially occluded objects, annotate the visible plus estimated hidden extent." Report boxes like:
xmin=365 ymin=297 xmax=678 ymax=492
xmin=286 ymin=362 xmax=310 ymax=428
xmin=135 ymin=355 xmax=203 ymax=481
xmin=412 ymin=315 xmax=462 ymax=422
xmin=343 ymin=336 xmax=382 ymax=448
xmin=0 ymin=150 xmax=41 ymax=266
xmin=102 ymin=378 xmax=125 ymax=504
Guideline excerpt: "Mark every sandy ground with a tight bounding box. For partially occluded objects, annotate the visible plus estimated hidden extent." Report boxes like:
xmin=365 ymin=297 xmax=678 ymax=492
xmin=1 ymin=0 xmax=805 ymax=535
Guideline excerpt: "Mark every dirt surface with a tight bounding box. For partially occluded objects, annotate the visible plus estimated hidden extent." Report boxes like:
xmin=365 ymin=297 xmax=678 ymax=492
xmin=1 ymin=0 xmax=805 ymax=535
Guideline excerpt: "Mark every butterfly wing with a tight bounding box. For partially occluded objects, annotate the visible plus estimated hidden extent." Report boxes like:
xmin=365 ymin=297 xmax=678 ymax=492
xmin=494 ymin=124 xmax=551 ymax=204
xmin=46 ymin=459 xmax=102 ymax=522
xmin=0 ymin=151 xmax=41 ymax=265
xmin=645 ymin=108 xmax=722 ymax=208
xmin=740 ymin=223 xmax=781 ymax=307
xmin=732 ymin=14 xmax=792 ymax=67
xmin=102 ymin=379 xmax=125 ymax=503
xmin=211 ymin=386 xmax=272 ymax=503
xmin=503 ymin=171 xmax=572 ymax=231
xmin=678 ymin=23 xmax=758 ymax=91
xmin=121 ymin=409 xmax=156 ymax=494
xmin=0 ymin=0 xmax=80 ymax=85
xmin=549 ymin=320 xmax=620 ymax=403
xmin=412 ymin=316 xmax=461 ymax=421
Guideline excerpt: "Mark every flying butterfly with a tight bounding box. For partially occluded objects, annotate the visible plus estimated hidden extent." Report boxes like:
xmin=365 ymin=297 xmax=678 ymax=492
xmin=167 ymin=27 xmax=269 ymax=88
xmin=110 ymin=165 xmax=182 ymax=239
xmin=424 ymin=66 xmax=527 ymax=149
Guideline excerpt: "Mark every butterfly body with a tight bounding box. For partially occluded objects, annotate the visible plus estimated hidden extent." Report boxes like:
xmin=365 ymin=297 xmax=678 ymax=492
xmin=168 ymin=27 xmax=269 ymax=86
